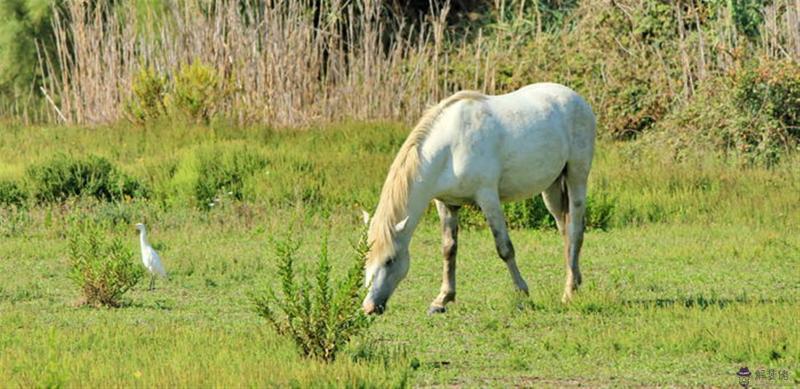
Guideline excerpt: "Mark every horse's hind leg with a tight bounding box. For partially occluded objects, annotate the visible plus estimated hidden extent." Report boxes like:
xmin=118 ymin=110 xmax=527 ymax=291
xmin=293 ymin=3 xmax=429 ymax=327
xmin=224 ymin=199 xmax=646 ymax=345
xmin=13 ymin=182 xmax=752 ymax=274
xmin=429 ymin=200 xmax=460 ymax=314
xmin=475 ymin=189 xmax=529 ymax=295
xmin=542 ymin=178 xmax=567 ymax=236
xmin=562 ymin=165 xmax=589 ymax=302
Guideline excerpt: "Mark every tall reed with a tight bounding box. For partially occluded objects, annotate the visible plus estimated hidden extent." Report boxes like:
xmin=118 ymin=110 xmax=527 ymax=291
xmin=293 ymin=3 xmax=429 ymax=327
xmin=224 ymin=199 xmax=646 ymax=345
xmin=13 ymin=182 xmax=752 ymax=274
xmin=35 ymin=0 xmax=800 ymax=128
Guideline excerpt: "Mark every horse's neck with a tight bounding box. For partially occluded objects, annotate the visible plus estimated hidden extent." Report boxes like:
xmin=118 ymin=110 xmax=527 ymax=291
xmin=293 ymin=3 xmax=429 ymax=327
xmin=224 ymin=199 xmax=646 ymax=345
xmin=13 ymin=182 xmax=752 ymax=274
xmin=394 ymin=159 xmax=439 ymax=245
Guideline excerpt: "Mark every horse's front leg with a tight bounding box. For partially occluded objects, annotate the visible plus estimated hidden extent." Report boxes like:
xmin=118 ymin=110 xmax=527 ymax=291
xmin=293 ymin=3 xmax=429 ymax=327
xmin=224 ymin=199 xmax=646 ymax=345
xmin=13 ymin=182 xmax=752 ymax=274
xmin=476 ymin=190 xmax=529 ymax=295
xmin=429 ymin=200 xmax=460 ymax=314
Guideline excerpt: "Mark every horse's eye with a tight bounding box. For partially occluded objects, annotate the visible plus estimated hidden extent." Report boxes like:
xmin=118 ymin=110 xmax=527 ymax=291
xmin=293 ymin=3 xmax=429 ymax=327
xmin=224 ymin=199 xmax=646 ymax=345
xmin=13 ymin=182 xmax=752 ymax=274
xmin=385 ymin=258 xmax=395 ymax=267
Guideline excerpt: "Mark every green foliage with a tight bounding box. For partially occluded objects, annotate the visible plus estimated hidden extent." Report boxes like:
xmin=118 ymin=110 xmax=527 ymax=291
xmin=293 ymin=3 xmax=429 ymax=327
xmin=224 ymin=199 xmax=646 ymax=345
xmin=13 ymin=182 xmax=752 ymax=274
xmin=726 ymin=0 xmax=764 ymax=39
xmin=489 ymin=0 xmax=580 ymax=34
xmin=194 ymin=144 xmax=266 ymax=207
xmin=585 ymin=191 xmax=616 ymax=231
xmin=459 ymin=191 xmax=615 ymax=231
xmin=26 ymin=154 xmax=147 ymax=203
xmin=604 ymin=77 xmax=670 ymax=140
xmin=650 ymin=58 xmax=800 ymax=166
xmin=67 ymin=219 xmax=143 ymax=307
xmin=504 ymin=196 xmax=557 ymax=230
xmin=0 ymin=0 xmax=59 ymax=95
xmin=0 ymin=206 xmax=30 ymax=237
xmin=252 ymin=228 xmax=372 ymax=362
xmin=632 ymin=1 xmax=676 ymax=45
xmin=169 ymin=61 xmax=228 ymax=124
xmin=124 ymin=66 xmax=168 ymax=123
xmin=170 ymin=142 xmax=267 ymax=209
xmin=735 ymin=59 xmax=800 ymax=139
xmin=0 ymin=179 xmax=27 ymax=208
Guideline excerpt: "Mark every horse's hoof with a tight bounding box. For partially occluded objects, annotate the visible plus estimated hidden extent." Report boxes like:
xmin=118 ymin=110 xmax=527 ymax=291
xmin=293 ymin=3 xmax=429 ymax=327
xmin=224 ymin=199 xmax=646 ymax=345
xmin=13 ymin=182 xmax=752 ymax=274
xmin=427 ymin=305 xmax=447 ymax=315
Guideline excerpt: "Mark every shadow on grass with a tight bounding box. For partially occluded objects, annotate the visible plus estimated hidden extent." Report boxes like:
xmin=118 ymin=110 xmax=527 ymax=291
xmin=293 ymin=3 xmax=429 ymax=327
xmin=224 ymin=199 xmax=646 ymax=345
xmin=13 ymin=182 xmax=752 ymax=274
xmin=622 ymin=295 xmax=793 ymax=310
xmin=113 ymin=298 xmax=175 ymax=310
xmin=512 ymin=293 xmax=795 ymax=316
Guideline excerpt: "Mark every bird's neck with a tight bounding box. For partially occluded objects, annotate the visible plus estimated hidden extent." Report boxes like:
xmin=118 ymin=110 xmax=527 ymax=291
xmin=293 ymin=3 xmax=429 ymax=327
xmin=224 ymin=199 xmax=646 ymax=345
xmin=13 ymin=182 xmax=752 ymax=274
xmin=139 ymin=231 xmax=149 ymax=247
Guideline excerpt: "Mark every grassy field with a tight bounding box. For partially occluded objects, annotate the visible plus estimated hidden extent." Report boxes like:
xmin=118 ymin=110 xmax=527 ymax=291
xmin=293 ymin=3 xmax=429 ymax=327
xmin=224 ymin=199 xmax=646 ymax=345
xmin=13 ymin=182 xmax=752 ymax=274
xmin=1 ymin=122 xmax=799 ymax=387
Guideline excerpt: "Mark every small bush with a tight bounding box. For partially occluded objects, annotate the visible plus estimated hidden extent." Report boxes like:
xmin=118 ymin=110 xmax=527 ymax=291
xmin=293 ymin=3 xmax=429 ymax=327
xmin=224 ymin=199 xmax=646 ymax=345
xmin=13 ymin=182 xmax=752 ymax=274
xmin=0 ymin=206 xmax=29 ymax=237
xmin=504 ymin=196 xmax=557 ymax=230
xmin=26 ymin=154 xmax=147 ymax=203
xmin=604 ymin=78 xmax=670 ymax=140
xmin=735 ymin=59 xmax=800 ymax=140
xmin=0 ymin=180 xmax=27 ymax=208
xmin=68 ymin=220 xmax=143 ymax=307
xmin=124 ymin=66 xmax=168 ymax=123
xmin=169 ymin=61 xmax=228 ymax=123
xmin=194 ymin=144 xmax=267 ymax=208
xmin=170 ymin=143 xmax=267 ymax=209
xmin=453 ymin=197 xmax=558 ymax=231
xmin=714 ymin=59 xmax=800 ymax=165
xmin=252 ymin=229 xmax=372 ymax=362
xmin=586 ymin=191 xmax=616 ymax=230
xmin=647 ymin=60 xmax=799 ymax=167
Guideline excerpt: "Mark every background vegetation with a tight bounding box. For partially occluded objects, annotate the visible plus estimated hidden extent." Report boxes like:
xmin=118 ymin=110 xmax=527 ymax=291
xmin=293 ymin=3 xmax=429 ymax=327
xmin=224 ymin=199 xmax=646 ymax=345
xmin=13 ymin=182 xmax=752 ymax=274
xmin=1 ymin=0 xmax=798 ymax=162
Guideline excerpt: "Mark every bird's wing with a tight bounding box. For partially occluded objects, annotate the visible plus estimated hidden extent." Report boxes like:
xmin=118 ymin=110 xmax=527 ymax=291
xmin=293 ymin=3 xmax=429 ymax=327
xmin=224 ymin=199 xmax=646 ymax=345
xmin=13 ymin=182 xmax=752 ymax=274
xmin=148 ymin=247 xmax=167 ymax=277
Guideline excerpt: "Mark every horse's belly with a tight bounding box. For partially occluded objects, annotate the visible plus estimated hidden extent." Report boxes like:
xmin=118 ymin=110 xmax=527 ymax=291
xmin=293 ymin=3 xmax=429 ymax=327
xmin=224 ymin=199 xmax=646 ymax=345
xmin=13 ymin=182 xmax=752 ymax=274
xmin=497 ymin=159 xmax=564 ymax=201
xmin=496 ymin=129 xmax=568 ymax=201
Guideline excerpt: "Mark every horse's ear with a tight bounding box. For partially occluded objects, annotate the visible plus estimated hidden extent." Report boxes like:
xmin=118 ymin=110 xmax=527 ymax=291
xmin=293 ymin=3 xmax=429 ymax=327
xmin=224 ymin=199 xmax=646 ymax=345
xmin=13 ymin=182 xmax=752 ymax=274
xmin=394 ymin=217 xmax=409 ymax=233
xmin=360 ymin=209 xmax=370 ymax=226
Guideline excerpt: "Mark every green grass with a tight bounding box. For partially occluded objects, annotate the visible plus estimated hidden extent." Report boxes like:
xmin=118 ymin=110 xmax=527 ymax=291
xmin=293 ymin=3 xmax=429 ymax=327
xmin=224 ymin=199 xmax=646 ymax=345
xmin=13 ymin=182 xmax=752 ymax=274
xmin=0 ymin=122 xmax=798 ymax=386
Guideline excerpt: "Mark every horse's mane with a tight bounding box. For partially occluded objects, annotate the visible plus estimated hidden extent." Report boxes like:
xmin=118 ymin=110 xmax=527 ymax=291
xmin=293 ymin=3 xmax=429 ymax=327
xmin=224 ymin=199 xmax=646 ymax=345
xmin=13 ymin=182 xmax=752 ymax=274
xmin=367 ymin=90 xmax=486 ymax=267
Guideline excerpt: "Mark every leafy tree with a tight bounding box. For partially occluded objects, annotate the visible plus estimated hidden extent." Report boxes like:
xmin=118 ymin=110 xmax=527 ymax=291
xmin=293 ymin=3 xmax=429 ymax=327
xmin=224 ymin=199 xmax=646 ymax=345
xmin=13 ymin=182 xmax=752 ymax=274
xmin=0 ymin=0 xmax=60 ymax=97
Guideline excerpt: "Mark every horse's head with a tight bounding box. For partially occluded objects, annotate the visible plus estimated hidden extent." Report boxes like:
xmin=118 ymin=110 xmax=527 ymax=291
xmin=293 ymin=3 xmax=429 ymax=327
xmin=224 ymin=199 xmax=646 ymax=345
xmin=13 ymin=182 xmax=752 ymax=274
xmin=362 ymin=214 xmax=410 ymax=315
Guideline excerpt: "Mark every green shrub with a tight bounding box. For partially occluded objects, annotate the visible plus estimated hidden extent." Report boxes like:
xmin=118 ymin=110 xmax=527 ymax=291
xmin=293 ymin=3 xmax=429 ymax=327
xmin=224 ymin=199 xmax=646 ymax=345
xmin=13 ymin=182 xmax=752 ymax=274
xmin=632 ymin=1 xmax=676 ymax=45
xmin=26 ymin=154 xmax=147 ymax=203
xmin=124 ymin=66 xmax=168 ymax=123
xmin=251 ymin=155 xmax=327 ymax=209
xmin=0 ymin=0 xmax=59 ymax=95
xmin=170 ymin=143 xmax=267 ymax=209
xmin=504 ymin=196 xmax=557 ymax=230
xmin=0 ymin=179 xmax=26 ymax=207
xmin=251 ymin=229 xmax=372 ymax=362
xmin=452 ymin=198 xmax=558 ymax=231
xmin=68 ymin=219 xmax=143 ymax=307
xmin=169 ymin=61 xmax=228 ymax=123
xmin=456 ymin=191 xmax=615 ymax=231
xmin=735 ymin=59 xmax=800 ymax=140
xmin=645 ymin=59 xmax=799 ymax=167
xmin=604 ymin=78 xmax=670 ymax=140
xmin=586 ymin=191 xmax=616 ymax=230
xmin=0 ymin=206 xmax=29 ymax=237
xmin=195 ymin=145 xmax=266 ymax=207
xmin=707 ymin=58 xmax=800 ymax=166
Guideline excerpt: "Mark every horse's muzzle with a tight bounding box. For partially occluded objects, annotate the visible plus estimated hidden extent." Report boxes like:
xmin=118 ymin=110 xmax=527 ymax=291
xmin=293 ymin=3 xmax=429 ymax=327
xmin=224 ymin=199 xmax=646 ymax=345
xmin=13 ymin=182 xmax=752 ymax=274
xmin=362 ymin=300 xmax=385 ymax=315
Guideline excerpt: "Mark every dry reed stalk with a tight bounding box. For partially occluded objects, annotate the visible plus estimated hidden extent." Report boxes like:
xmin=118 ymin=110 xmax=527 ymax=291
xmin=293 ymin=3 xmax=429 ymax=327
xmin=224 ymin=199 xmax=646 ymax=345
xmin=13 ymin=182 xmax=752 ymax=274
xmin=34 ymin=0 xmax=799 ymax=127
xmin=40 ymin=0 xmax=513 ymax=126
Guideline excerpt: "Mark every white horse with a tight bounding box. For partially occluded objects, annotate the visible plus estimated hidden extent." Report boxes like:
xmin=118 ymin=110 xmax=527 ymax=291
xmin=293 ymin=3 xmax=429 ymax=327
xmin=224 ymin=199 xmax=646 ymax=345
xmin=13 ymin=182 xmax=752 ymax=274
xmin=363 ymin=83 xmax=596 ymax=315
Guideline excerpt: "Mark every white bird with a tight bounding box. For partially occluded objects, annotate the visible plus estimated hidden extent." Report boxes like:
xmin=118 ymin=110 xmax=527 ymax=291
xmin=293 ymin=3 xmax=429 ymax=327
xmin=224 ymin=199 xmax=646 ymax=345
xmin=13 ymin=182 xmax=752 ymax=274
xmin=135 ymin=223 xmax=167 ymax=291
xmin=360 ymin=209 xmax=370 ymax=226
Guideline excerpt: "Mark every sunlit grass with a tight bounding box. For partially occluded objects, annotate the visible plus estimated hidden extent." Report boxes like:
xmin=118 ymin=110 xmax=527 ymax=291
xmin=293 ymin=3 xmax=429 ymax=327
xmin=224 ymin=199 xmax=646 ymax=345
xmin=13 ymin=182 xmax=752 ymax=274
xmin=0 ymin=122 xmax=798 ymax=386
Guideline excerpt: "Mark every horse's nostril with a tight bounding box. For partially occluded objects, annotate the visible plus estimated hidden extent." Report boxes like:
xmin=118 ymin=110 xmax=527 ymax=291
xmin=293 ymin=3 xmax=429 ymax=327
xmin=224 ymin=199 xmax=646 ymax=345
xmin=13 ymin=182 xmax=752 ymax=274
xmin=363 ymin=300 xmax=386 ymax=315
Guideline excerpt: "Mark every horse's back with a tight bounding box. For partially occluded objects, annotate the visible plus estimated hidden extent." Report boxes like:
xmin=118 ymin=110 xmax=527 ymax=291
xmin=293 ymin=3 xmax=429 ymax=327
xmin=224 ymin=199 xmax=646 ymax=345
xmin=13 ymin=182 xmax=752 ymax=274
xmin=426 ymin=83 xmax=595 ymax=203
xmin=488 ymin=83 xmax=594 ymax=200
xmin=491 ymin=83 xmax=595 ymax=146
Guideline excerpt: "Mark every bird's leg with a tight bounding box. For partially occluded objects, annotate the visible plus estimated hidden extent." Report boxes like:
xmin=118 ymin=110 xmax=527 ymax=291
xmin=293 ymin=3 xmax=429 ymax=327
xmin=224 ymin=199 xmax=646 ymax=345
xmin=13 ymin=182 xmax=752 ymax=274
xmin=149 ymin=275 xmax=155 ymax=291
